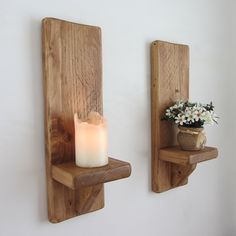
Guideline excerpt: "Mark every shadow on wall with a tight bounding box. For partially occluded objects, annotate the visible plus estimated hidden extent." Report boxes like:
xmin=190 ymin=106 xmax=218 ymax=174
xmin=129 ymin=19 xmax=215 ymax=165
xmin=29 ymin=17 xmax=47 ymax=222
xmin=145 ymin=40 xmax=152 ymax=192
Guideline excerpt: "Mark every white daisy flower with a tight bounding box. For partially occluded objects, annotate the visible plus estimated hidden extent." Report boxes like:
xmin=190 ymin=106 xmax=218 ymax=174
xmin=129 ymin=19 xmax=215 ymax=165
xmin=208 ymin=110 xmax=218 ymax=124
xmin=176 ymin=101 xmax=184 ymax=108
xmin=193 ymin=109 xmax=203 ymax=121
xmin=186 ymin=110 xmax=195 ymax=123
xmin=193 ymin=105 xmax=205 ymax=113
xmin=175 ymin=114 xmax=186 ymax=126
xmin=185 ymin=106 xmax=191 ymax=112
xmin=165 ymin=109 xmax=172 ymax=117
xmin=172 ymin=104 xmax=179 ymax=110
xmin=201 ymin=111 xmax=214 ymax=125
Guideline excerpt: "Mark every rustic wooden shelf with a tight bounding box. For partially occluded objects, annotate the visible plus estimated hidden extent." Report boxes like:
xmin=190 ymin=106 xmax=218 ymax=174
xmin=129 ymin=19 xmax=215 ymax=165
xmin=52 ymin=158 xmax=131 ymax=190
xmin=151 ymin=40 xmax=218 ymax=193
xmin=42 ymin=17 xmax=131 ymax=223
xmin=160 ymin=146 xmax=218 ymax=165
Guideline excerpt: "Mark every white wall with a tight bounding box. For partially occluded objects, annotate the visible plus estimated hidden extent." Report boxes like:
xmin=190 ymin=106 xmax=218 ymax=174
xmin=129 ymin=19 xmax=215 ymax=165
xmin=229 ymin=0 xmax=236 ymax=228
xmin=0 ymin=0 xmax=235 ymax=235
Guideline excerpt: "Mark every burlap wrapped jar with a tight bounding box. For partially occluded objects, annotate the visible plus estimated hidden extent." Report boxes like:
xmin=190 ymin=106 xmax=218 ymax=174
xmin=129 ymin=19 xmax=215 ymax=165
xmin=177 ymin=126 xmax=206 ymax=151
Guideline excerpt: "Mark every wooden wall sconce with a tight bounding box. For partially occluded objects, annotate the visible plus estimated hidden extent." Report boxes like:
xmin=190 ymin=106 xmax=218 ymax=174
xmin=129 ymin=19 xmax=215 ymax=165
xmin=151 ymin=40 xmax=218 ymax=193
xmin=42 ymin=18 xmax=131 ymax=223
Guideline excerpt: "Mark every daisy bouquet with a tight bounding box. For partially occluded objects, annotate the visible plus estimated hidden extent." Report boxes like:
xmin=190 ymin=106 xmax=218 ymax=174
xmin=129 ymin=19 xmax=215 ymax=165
xmin=162 ymin=101 xmax=218 ymax=128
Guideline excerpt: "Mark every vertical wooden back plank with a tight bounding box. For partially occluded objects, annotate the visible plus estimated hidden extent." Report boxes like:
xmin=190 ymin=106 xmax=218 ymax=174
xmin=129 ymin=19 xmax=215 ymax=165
xmin=42 ymin=18 xmax=103 ymax=222
xmin=151 ymin=41 xmax=189 ymax=192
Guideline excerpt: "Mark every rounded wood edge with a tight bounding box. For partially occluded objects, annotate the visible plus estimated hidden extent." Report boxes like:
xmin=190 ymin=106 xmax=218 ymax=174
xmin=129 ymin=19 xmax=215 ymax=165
xmin=41 ymin=17 xmax=102 ymax=31
xmin=151 ymin=40 xmax=189 ymax=49
xmin=126 ymin=163 xmax=132 ymax=177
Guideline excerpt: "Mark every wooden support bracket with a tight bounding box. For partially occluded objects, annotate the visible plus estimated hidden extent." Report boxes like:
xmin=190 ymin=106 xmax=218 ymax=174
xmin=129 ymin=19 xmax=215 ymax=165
xmin=42 ymin=18 xmax=131 ymax=223
xmin=151 ymin=40 xmax=218 ymax=193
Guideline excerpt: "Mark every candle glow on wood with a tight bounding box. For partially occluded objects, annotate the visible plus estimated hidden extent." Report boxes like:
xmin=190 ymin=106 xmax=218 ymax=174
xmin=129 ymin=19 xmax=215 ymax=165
xmin=74 ymin=112 xmax=108 ymax=168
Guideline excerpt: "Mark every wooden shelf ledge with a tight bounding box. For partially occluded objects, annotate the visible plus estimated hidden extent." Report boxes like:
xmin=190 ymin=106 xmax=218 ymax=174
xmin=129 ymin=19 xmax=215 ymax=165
xmin=160 ymin=146 xmax=218 ymax=165
xmin=52 ymin=158 xmax=131 ymax=190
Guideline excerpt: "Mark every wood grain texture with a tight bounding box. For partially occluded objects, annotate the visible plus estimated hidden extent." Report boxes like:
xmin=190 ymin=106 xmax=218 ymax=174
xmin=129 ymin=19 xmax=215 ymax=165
xmin=42 ymin=17 xmax=104 ymax=223
xmin=171 ymin=164 xmax=197 ymax=187
xmin=151 ymin=40 xmax=189 ymax=193
xmin=151 ymin=40 xmax=218 ymax=193
xmin=52 ymin=158 xmax=131 ymax=189
xmin=160 ymin=146 xmax=218 ymax=165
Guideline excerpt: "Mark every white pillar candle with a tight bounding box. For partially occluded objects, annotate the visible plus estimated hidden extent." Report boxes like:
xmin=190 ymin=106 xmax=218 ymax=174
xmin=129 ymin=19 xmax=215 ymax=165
xmin=74 ymin=111 xmax=108 ymax=168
